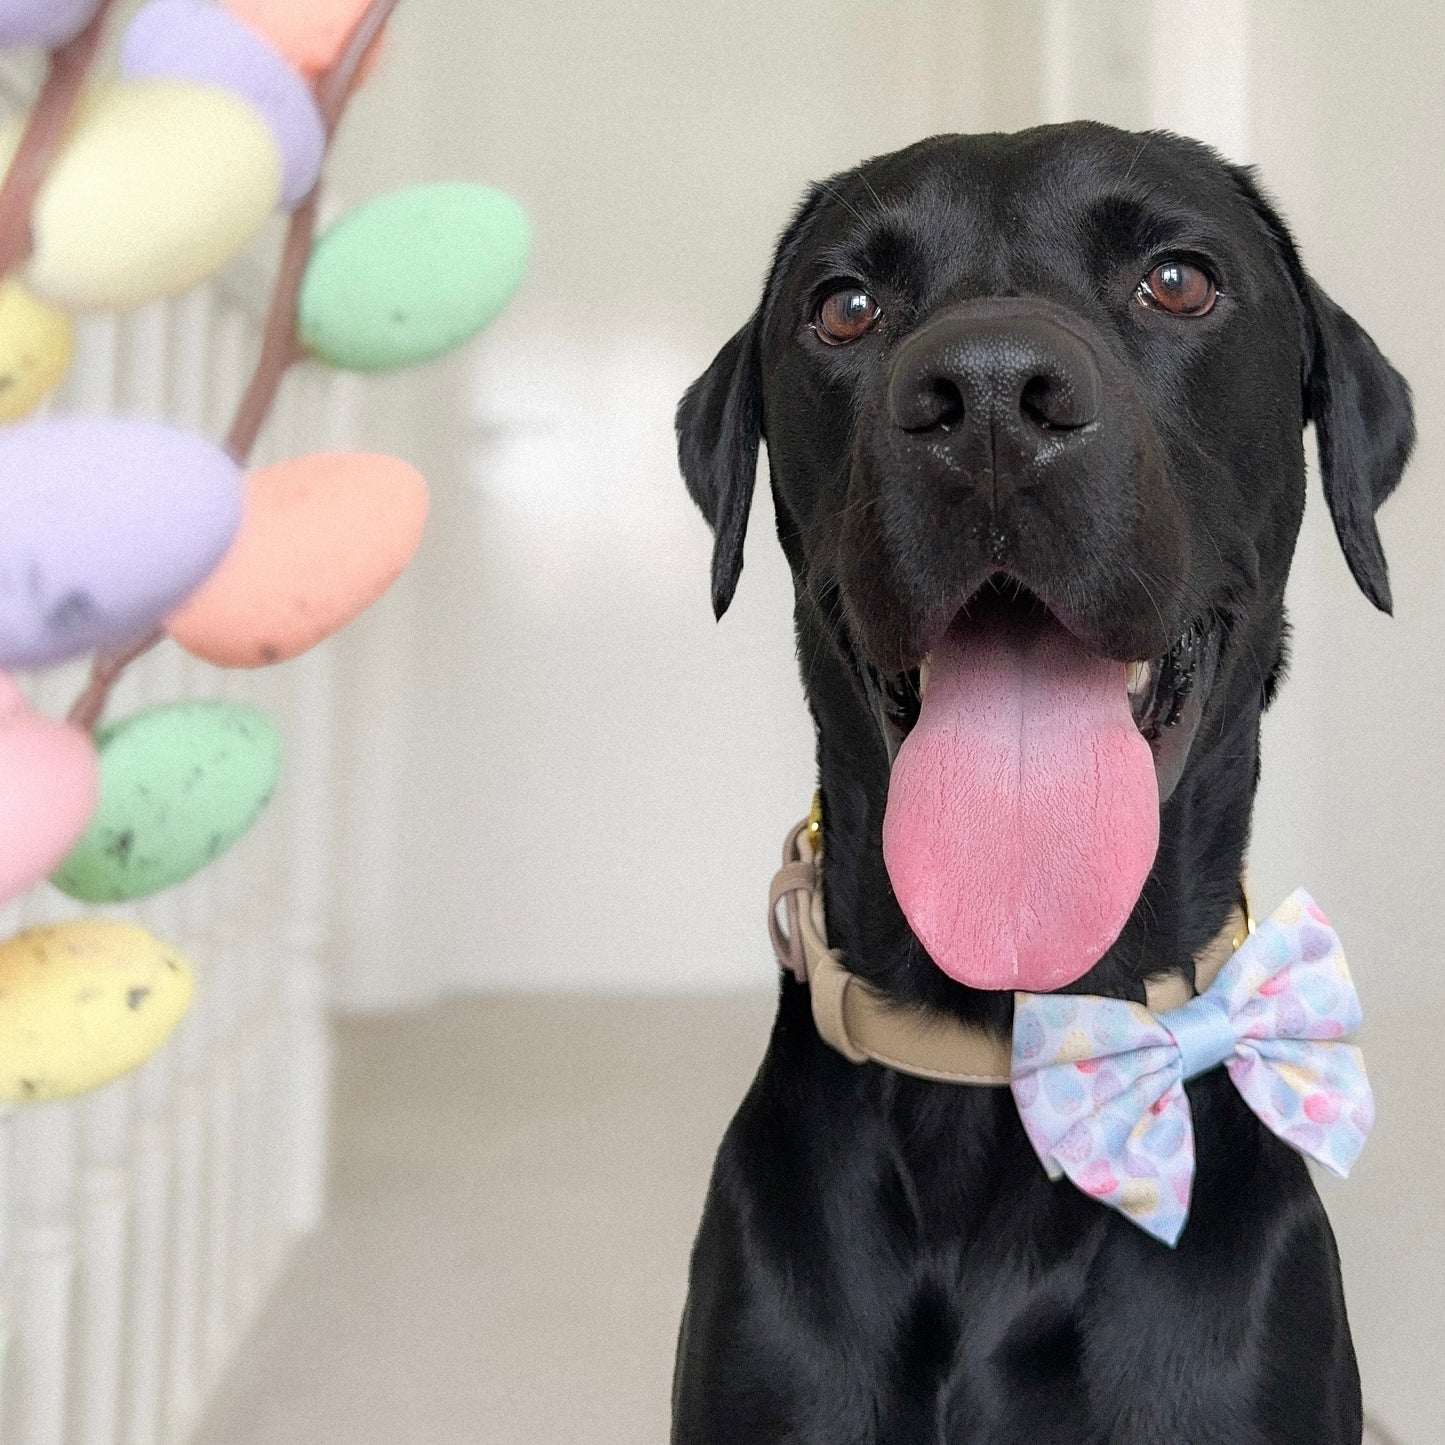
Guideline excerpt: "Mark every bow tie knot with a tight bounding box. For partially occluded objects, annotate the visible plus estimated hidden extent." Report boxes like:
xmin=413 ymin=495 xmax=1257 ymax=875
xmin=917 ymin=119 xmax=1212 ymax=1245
xmin=1011 ymin=889 xmax=1374 ymax=1246
xmin=1160 ymin=990 xmax=1241 ymax=1080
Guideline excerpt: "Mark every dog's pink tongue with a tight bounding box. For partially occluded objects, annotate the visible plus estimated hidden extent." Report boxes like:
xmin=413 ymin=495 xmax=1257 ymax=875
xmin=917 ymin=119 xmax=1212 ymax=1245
xmin=882 ymin=609 xmax=1159 ymax=991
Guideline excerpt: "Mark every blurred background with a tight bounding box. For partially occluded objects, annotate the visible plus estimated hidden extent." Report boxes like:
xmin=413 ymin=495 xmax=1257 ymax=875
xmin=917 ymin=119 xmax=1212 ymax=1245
xmin=1 ymin=2 xmax=1439 ymax=1444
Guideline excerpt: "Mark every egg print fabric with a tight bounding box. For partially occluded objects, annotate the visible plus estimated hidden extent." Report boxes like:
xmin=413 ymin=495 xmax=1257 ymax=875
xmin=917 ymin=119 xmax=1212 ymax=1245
xmin=1010 ymin=889 xmax=1374 ymax=1246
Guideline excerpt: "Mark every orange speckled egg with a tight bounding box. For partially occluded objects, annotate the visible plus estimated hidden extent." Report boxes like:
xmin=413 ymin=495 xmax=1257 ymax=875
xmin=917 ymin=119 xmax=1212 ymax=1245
xmin=222 ymin=0 xmax=385 ymax=85
xmin=166 ymin=452 xmax=427 ymax=668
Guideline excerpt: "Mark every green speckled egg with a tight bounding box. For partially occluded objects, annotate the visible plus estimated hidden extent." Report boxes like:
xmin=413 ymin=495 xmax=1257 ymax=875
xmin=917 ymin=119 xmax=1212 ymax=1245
xmin=51 ymin=701 xmax=280 ymax=903
xmin=298 ymin=183 xmax=530 ymax=372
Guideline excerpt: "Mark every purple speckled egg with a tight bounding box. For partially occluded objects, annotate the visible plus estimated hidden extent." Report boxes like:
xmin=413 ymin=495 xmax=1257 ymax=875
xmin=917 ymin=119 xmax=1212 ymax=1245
xmin=121 ymin=0 xmax=325 ymax=208
xmin=0 ymin=417 xmax=243 ymax=669
xmin=0 ymin=0 xmax=101 ymax=49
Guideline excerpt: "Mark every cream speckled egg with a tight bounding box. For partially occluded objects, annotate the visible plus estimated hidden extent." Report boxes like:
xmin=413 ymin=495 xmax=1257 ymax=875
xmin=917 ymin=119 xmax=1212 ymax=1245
xmin=0 ymin=920 xmax=192 ymax=1104
xmin=167 ymin=452 xmax=428 ymax=667
xmin=0 ymin=80 xmax=281 ymax=313
xmin=0 ymin=281 xmax=73 ymax=421
xmin=122 ymin=0 xmax=326 ymax=208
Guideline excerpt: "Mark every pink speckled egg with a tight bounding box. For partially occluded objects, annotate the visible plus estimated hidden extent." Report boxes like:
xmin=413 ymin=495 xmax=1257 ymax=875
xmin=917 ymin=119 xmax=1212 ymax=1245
xmin=0 ymin=673 xmax=98 ymax=905
xmin=166 ymin=452 xmax=428 ymax=667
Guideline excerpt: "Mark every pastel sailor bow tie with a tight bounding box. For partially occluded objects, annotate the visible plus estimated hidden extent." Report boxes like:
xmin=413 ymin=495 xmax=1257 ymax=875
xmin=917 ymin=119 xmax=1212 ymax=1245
xmin=1010 ymin=890 xmax=1374 ymax=1246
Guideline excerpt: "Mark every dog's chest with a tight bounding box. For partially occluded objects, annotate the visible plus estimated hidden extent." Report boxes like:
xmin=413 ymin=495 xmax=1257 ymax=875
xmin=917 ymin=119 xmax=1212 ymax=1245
xmin=858 ymin=1217 xmax=1090 ymax=1432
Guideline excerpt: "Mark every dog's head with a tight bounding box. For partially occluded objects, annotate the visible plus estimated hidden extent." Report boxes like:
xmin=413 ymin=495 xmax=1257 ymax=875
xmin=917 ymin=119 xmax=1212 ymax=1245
xmin=678 ymin=124 xmax=1413 ymax=1001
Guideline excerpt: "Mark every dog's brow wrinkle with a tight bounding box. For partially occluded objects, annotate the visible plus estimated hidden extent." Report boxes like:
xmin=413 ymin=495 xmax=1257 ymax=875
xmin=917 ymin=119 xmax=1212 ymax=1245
xmin=813 ymin=224 xmax=935 ymax=299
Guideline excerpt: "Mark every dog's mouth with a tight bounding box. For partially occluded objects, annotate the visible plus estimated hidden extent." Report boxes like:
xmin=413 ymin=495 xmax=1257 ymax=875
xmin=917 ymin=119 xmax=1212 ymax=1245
xmin=863 ymin=582 xmax=1222 ymax=993
xmin=870 ymin=601 xmax=1217 ymax=759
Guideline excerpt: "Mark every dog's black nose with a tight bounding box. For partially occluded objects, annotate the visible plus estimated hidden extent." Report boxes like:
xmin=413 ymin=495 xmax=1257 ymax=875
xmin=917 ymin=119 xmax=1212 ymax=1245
xmin=887 ymin=300 xmax=1102 ymax=451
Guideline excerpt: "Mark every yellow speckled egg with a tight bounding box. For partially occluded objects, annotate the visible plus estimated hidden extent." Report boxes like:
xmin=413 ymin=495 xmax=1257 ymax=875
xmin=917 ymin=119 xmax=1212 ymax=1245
xmin=0 ymin=920 xmax=193 ymax=1104
xmin=0 ymin=282 xmax=73 ymax=422
xmin=0 ymin=80 xmax=281 ymax=313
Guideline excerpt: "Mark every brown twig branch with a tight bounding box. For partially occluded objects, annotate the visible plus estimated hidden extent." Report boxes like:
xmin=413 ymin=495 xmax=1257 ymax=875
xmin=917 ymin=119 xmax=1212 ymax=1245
xmin=66 ymin=627 xmax=164 ymax=729
xmin=223 ymin=186 xmax=317 ymax=462
xmin=68 ymin=0 xmax=404 ymax=729
xmin=0 ymin=0 xmax=118 ymax=281
xmin=316 ymin=0 xmax=401 ymax=133
xmin=225 ymin=0 xmax=402 ymax=463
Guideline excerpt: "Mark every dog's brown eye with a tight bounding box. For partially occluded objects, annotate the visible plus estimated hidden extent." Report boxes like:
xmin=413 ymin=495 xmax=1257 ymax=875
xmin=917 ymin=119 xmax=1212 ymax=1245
xmin=1138 ymin=260 xmax=1217 ymax=317
xmin=814 ymin=287 xmax=882 ymax=345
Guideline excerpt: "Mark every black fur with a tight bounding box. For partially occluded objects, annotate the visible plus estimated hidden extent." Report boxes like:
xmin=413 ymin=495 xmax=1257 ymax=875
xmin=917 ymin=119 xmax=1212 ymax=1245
xmin=672 ymin=124 xmax=1413 ymax=1444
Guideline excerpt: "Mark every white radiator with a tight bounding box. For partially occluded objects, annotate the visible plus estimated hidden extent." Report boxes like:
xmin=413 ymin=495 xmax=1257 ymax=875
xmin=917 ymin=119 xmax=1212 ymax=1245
xmin=0 ymin=149 xmax=357 ymax=1445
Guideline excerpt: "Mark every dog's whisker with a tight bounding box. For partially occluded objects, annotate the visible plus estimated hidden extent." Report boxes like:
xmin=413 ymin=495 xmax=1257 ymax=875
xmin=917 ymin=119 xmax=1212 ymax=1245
xmin=853 ymin=168 xmax=888 ymax=219
xmin=814 ymin=178 xmax=871 ymax=228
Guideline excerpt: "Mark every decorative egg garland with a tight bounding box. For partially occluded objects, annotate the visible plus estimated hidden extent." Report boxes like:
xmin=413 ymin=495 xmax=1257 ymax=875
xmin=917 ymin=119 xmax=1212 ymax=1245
xmin=0 ymin=0 xmax=527 ymax=1104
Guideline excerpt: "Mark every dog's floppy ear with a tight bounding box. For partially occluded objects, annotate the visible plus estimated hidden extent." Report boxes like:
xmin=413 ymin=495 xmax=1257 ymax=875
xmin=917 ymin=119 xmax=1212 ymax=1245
xmin=676 ymin=315 xmax=762 ymax=619
xmin=1232 ymin=164 xmax=1415 ymax=613
xmin=1301 ymin=279 xmax=1415 ymax=613
xmin=677 ymin=180 xmax=831 ymax=618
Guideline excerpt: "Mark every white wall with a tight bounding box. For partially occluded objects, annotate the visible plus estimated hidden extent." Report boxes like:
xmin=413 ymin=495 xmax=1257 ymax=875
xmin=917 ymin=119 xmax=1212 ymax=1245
xmin=1246 ymin=8 xmax=1445 ymax=1441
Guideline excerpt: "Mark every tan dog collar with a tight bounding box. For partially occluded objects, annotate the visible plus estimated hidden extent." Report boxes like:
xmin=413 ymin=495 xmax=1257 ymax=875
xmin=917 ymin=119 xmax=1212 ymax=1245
xmin=768 ymin=802 xmax=1252 ymax=1087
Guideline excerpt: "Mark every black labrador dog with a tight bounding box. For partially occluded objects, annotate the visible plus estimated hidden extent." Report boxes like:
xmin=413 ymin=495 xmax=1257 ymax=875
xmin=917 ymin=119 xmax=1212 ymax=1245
xmin=672 ymin=124 xmax=1413 ymax=1444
